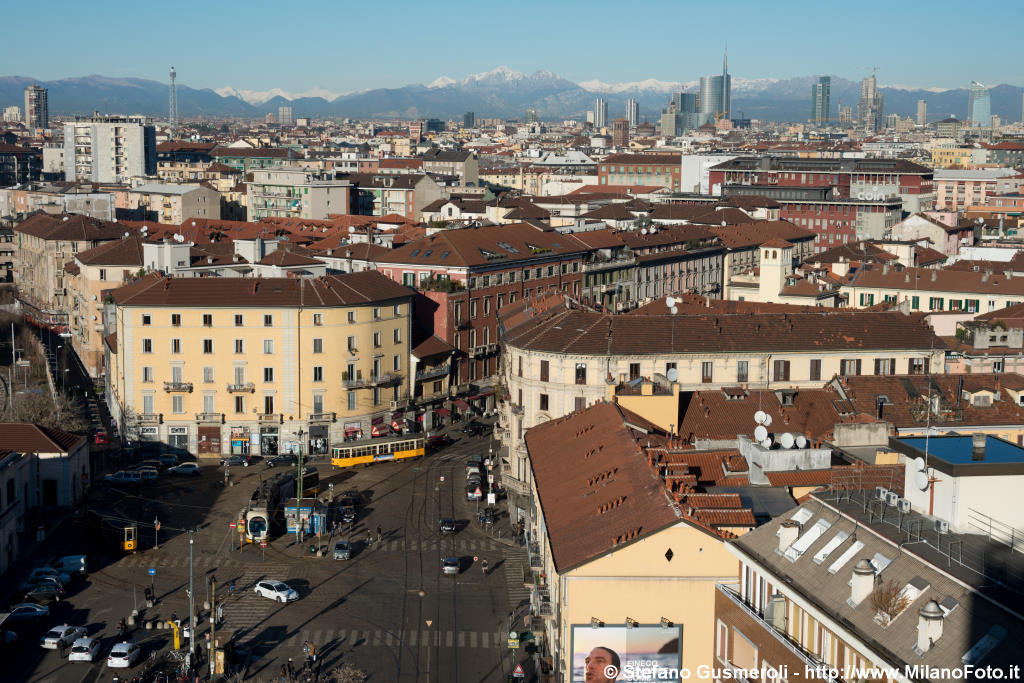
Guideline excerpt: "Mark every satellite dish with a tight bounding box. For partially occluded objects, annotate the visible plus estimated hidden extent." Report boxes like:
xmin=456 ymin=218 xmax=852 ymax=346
xmin=795 ymin=434 xmax=807 ymax=448
xmin=349 ymin=226 xmax=356 ymax=232
xmin=754 ymin=425 xmax=768 ymax=442
xmin=641 ymin=228 xmax=648 ymax=235
xmin=666 ymin=368 xmax=679 ymax=382
xmin=670 ymin=306 xmax=678 ymax=314
xmin=913 ymin=456 xmax=926 ymax=472
xmin=762 ymin=414 xmax=773 ymax=427
xmin=666 ymin=296 xmax=676 ymax=307
xmin=754 ymin=410 xmax=767 ymax=425
xmin=914 ymin=470 xmax=930 ymax=491
xmin=761 ymin=437 xmax=773 ymax=449
xmin=780 ymin=433 xmax=795 ymax=449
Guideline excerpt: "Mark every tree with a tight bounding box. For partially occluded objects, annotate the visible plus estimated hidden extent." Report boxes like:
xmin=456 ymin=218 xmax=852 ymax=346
xmin=0 ymin=390 xmax=89 ymax=433
xmin=870 ymin=579 xmax=910 ymax=622
xmin=329 ymin=664 xmax=368 ymax=683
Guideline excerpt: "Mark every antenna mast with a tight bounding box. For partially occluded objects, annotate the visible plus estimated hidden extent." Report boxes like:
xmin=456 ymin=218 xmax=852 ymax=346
xmin=169 ymin=66 xmax=178 ymax=138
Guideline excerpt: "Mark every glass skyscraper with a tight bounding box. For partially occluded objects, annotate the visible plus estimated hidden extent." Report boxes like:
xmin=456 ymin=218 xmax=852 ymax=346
xmin=968 ymin=81 xmax=991 ymax=127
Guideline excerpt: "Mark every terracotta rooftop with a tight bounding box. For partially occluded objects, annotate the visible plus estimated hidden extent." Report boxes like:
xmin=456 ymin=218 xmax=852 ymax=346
xmin=14 ymin=213 xmax=125 ymax=242
xmin=75 ymin=234 xmax=145 ymax=267
xmin=627 ymin=292 xmax=832 ymax=316
xmin=0 ymin=423 xmax=86 ymax=451
xmin=711 ymin=221 xmax=816 ymax=249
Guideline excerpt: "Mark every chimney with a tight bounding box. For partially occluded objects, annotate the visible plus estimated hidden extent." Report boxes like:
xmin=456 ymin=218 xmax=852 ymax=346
xmin=972 ymin=433 xmax=986 ymax=461
xmin=882 ymin=264 xmax=890 ymax=275
xmin=777 ymin=521 xmax=800 ymax=554
xmin=931 ymin=270 xmax=938 ymax=282
xmin=916 ymin=600 xmax=944 ymax=653
xmin=849 ymin=559 xmax=875 ymax=606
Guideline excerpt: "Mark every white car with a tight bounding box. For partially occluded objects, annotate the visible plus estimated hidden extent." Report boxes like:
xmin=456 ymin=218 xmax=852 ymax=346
xmin=68 ymin=637 xmax=101 ymax=662
xmin=40 ymin=625 xmax=87 ymax=649
xmin=53 ymin=555 xmax=88 ymax=576
xmin=168 ymin=463 xmax=201 ymax=476
xmin=107 ymin=641 xmax=141 ymax=668
xmin=253 ymin=580 xmax=298 ymax=603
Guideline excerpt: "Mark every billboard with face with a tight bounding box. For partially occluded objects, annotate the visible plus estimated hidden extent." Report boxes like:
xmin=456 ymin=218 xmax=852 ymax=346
xmin=570 ymin=624 xmax=682 ymax=682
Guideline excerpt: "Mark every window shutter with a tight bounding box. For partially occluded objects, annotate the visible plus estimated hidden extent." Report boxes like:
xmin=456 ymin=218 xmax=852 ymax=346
xmin=855 ymin=359 xmax=862 ymax=375
xmin=890 ymin=358 xmax=896 ymax=375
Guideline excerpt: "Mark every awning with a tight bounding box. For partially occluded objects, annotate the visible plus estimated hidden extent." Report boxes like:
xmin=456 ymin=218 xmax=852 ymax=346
xmin=453 ymin=399 xmax=470 ymax=410
xmin=371 ymin=416 xmax=384 ymax=425
xmin=466 ymin=389 xmax=494 ymax=401
xmin=344 ymin=426 xmax=361 ymax=434
xmin=435 ymin=408 xmax=451 ymax=416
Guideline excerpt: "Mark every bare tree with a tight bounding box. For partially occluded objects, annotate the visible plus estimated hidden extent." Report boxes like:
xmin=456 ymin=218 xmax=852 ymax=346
xmin=871 ymin=579 xmax=910 ymax=621
xmin=329 ymin=663 xmax=368 ymax=683
xmin=0 ymin=389 xmax=89 ymax=433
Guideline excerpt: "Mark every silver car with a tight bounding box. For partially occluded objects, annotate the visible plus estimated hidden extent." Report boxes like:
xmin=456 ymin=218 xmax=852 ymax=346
xmin=40 ymin=625 xmax=86 ymax=650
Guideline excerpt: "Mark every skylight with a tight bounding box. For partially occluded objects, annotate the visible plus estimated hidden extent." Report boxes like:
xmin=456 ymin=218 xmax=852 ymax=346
xmin=423 ymin=250 xmax=432 ymax=257
xmin=411 ymin=249 xmax=420 ymax=257
xmin=441 ymin=251 xmax=449 ymax=259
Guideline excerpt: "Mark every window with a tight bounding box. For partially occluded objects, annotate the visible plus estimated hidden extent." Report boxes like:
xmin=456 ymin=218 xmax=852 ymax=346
xmin=470 ymin=300 xmax=478 ymax=318
xmin=393 ymin=328 xmax=401 ymax=344
xmin=313 ymin=338 xmax=324 ymax=353
xmin=716 ymin=620 xmax=729 ymax=663
xmin=509 ymin=271 xmax=516 ymax=283
xmin=993 ymin=359 xmax=1004 ymax=373
xmin=575 ymin=396 xmax=586 ymax=412
xmin=859 ymin=293 xmax=874 ymax=306
xmin=142 ymin=314 xmax=151 ymax=326
xmin=539 ymin=393 xmax=549 ymax=411
xmin=666 ymin=362 xmax=677 ymax=376
xmin=143 ymin=395 xmax=154 ymax=414
xmin=497 ymin=294 xmax=504 ymax=309
xmin=874 ymin=358 xmax=895 ymax=375
xmin=393 ymin=355 xmax=401 ymax=371
xmin=773 ymin=360 xmax=791 ymax=382
xmin=234 ymin=367 xmax=245 ymax=385
xmin=313 ymin=366 xmax=323 ymax=382
xmin=928 ymin=297 xmax=944 ymax=311
xmin=575 ymin=363 xmax=587 ymax=385
xmin=702 ymin=361 xmax=714 ymax=383
xmin=234 ymin=395 xmax=245 ymax=413
xmin=234 ymin=339 xmax=244 ymax=354
xmin=234 ymin=314 xmax=243 ymax=327
xmin=484 ymin=297 xmax=491 ymax=316
xmin=171 ymin=366 xmax=182 ymax=383
xmin=313 ymin=313 xmax=323 ymax=326
xmin=393 ymin=304 xmax=401 ymax=316
xmin=142 ymin=367 xmax=153 ymax=383
xmin=540 ymin=360 xmax=549 ymax=382
xmin=810 ymin=359 xmax=822 ymax=381
xmin=203 ymin=339 xmax=213 ymax=354
xmin=172 ymin=395 xmax=184 ymax=414
xmin=203 ymin=314 xmax=213 ymax=327
xmin=203 ymin=394 xmax=215 ymax=413
xmin=313 ymin=394 xmax=324 ymax=414
xmin=348 ymin=311 xmax=356 ymax=323
xmin=908 ymin=357 xmax=930 ymax=375
xmin=518 ymin=356 xmax=523 ymax=377
xmin=372 ymin=387 xmax=380 ymax=406
xmin=171 ymin=339 xmax=181 ymax=354
xmin=203 ymin=367 xmax=214 ymax=383
xmin=841 ymin=359 xmax=862 ymax=376
xmin=260 ymin=395 xmax=272 ymax=414
xmin=263 ymin=367 xmax=274 ymax=382
xmin=143 ymin=339 xmax=153 ymax=353
xmin=509 ymin=292 xmax=516 ymax=304
xmin=737 ymin=361 xmax=748 ymax=384
xmin=171 ymin=314 xmax=181 ymax=327
xmin=629 ymin=363 xmax=640 ymax=381
xmin=373 ymin=307 xmax=381 ymax=320
xmin=347 ymin=336 xmax=356 ymax=352
xmin=373 ymin=332 xmax=381 ymax=348
xmin=264 ymin=314 xmax=273 ymax=327
xmin=99 ymin=269 xmax=106 ymax=281
xmin=347 ymin=392 xmax=356 ymax=410
xmin=263 ymin=339 xmax=274 ymax=354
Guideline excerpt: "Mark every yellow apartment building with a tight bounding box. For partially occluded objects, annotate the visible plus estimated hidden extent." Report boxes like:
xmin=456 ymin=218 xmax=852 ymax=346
xmin=106 ymin=270 xmax=413 ymax=457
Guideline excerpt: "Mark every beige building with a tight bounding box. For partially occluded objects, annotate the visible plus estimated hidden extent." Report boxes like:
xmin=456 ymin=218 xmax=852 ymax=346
xmin=840 ymin=263 xmax=1024 ymax=313
xmin=106 ymin=271 xmax=413 ymax=457
xmin=247 ymin=167 xmax=351 ymax=221
xmin=127 ymin=183 xmax=221 ymax=225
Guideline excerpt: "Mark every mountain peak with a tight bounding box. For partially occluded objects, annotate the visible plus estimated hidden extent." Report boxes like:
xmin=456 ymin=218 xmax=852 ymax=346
xmin=463 ymin=66 xmax=526 ymax=84
xmin=427 ymin=76 xmax=456 ymax=89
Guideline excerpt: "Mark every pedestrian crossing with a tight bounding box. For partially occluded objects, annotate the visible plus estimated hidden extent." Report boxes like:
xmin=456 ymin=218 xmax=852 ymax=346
xmin=117 ymin=553 xmax=247 ymax=570
xmin=364 ymin=537 xmax=506 ymax=553
xmin=221 ymin=565 xmax=292 ymax=629
xmin=502 ymin=545 xmax=532 ymax=608
xmin=238 ymin=626 xmax=506 ymax=650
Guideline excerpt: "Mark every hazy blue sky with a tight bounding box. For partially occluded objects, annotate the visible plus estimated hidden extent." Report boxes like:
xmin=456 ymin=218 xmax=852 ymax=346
xmin=5 ymin=0 xmax=1023 ymax=92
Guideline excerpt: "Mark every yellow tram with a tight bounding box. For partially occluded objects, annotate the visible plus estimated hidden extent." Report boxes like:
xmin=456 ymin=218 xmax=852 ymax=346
xmin=330 ymin=436 xmax=426 ymax=469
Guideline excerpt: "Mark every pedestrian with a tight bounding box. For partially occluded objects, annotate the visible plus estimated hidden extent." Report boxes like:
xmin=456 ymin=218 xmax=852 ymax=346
xmin=280 ymin=664 xmax=289 ymax=682
xmin=287 ymin=658 xmax=295 ymax=678
xmin=365 ymin=527 xmax=372 ymax=545
xmin=481 ymin=558 xmax=488 ymax=575
xmin=376 ymin=524 xmax=383 ymax=543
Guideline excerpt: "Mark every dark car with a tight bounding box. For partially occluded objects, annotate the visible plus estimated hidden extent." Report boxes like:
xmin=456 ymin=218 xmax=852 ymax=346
xmin=266 ymin=454 xmax=298 ymax=468
xmin=154 ymin=454 xmax=179 ymax=467
xmin=426 ymin=434 xmax=450 ymax=450
xmin=220 ymin=455 xmax=250 ymax=467
xmin=341 ymin=506 xmax=357 ymax=524
xmin=5 ymin=602 xmax=50 ymax=623
xmin=24 ymin=581 xmax=65 ymax=603
xmin=440 ymin=518 xmax=456 ymax=534
xmin=461 ymin=420 xmax=485 ymax=436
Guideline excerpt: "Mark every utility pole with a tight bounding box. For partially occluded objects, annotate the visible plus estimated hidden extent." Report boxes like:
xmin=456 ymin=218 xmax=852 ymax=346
xmin=188 ymin=530 xmax=196 ymax=676
xmin=154 ymin=516 xmax=159 ymax=550
xmin=209 ymin=578 xmax=216 ymax=681
xmin=8 ymin=322 xmax=14 ymax=410
xmin=295 ymin=428 xmax=305 ymax=545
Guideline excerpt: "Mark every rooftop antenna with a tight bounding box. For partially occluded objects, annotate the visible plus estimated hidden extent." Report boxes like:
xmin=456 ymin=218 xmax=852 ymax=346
xmin=169 ymin=66 xmax=178 ymax=138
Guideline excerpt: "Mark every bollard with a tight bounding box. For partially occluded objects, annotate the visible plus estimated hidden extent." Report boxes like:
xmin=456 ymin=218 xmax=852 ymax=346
xmin=146 ymin=599 xmax=154 ymax=608
xmin=127 ymin=615 xmax=136 ymax=627
xmin=203 ymin=600 xmax=210 ymax=610
xmin=145 ymin=620 xmax=153 ymax=630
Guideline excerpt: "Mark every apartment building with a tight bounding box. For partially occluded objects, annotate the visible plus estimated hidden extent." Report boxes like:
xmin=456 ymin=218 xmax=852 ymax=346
xmin=420 ymin=149 xmax=479 ymax=185
xmin=597 ymin=153 xmax=683 ymax=191
xmin=934 ymin=168 xmax=1024 ymax=211
xmin=840 ymin=263 xmax=1024 ymax=313
xmin=0 ymin=143 xmax=40 ymax=186
xmin=211 ymin=146 xmax=296 ymax=172
xmin=63 ymin=115 xmax=156 ymax=183
xmin=344 ymin=173 xmax=443 ymax=221
xmin=0 ymin=183 xmax=114 ymax=221
xmin=106 ymin=271 xmax=414 ymax=457
xmin=127 ymin=183 xmax=220 ymax=224
xmin=247 ymin=167 xmax=351 ymax=221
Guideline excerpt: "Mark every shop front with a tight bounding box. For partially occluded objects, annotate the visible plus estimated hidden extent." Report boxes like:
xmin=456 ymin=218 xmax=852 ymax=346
xmin=230 ymin=426 xmax=251 ymax=456
xmin=198 ymin=426 xmax=221 ymax=456
xmin=370 ymin=416 xmax=387 ymax=438
xmin=308 ymin=425 xmax=329 ymax=457
xmin=260 ymin=426 xmax=279 ymax=456
xmin=168 ymin=426 xmax=189 ymax=455
xmin=139 ymin=425 xmax=160 ymax=453
xmin=343 ymin=422 xmax=363 ymax=442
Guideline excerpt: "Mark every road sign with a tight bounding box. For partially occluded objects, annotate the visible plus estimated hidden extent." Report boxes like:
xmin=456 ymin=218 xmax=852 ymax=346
xmin=509 ymin=631 xmax=518 ymax=639
xmin=440 ymin=476 xmax=444 ymax=482
xmin=474 ymin=486 xmax=482 ymax=496
xmin=487 ymin=493 xmax=496 ymax=505
xmin=425 ymin=620 xmax=432 ymax=627
xmin=229 ymin=523 xmax=236 ymax=529
xmin=508 ymin=637 xmax=519 ymax=649
xmin=148 ymin=568 xmax=156 ymax=576
xmin=260 ymin=541 xmax=267 ymax=548
xmin=513 ymin=663 xmax=525 ymax=677
xmin=488 ymin=474 xmax=494 ymax=484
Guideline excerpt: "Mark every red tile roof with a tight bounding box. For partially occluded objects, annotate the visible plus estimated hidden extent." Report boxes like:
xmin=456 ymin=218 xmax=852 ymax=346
xmin=0 ymin=423 xmax=86 ymax=451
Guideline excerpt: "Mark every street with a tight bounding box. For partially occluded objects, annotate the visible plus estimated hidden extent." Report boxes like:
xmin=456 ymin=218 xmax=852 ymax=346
xmin=6 ymin=424 xmax=535 ymax=682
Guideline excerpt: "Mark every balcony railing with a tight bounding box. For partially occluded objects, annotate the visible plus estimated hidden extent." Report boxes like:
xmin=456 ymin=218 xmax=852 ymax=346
xmin=138 ymin=413 xmax=162 ymax=423
xmin=342 ymin=371 xmax=365 ymax=388
xmin=415 ymin=363 xmax=450 ymax=381
xmin=163 ymin=381 xmax=193 ymax=393
xmin=308 ymin=412 xmax=336 ymax=423
xmin=510 ymin=403 xmax=524 ymax=416
xmin=454 ymin=317 xmax=470 ymax=330
xmin=370 ymin=373 xmax=401 ymax=386
xmin=257 ymin=413 xmax=282 ymax=424
xmin=468 ymin=344 xmax=499 ymax=358
xmin=195 ymin=413 xmax=224 ymax=423
xmin=226 ymin=382 xmax=255 ymax=393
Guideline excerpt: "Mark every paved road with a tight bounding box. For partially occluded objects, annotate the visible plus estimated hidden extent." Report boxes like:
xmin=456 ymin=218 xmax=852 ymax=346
xmin=9 ymin=425 xmax=534 ymax=682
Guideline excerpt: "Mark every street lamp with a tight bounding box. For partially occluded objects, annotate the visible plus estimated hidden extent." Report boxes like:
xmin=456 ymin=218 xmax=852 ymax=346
xmin=295 ymin=428 xmax=305 ymax=545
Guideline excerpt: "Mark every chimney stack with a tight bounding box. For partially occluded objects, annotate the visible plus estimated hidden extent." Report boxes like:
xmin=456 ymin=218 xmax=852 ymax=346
xmin=916 ymin=600 xmax=944 ymax=653
xmin=777 ymin=521 xmax=800 ymax=554
xmin=972 ymin=433 xmax=986 ymax=461
xmin=849 ymin=559 xmax=875 ymax=606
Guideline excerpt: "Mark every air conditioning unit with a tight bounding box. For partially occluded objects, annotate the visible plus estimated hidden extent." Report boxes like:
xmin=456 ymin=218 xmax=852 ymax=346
xmin=898 ymin=498 xmax=911 ymax=514
xmin=886 ymin=491 xmax=899 ymax=507
xmin=935 ymin=519 xmax=949 ymax=534
xmin=875 ymin=486 xmax=888 ymax=501
xmin=389 ymin=400 xmax=400 ymax=410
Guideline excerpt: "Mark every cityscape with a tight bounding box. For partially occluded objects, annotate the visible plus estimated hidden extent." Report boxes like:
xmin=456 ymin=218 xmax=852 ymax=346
xmin=3 ymin=4 xmax=1024 ymax=683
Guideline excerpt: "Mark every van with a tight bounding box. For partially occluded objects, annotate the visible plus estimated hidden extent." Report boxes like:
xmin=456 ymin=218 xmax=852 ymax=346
xmin=54 ymin=555 xmax=88 ymax=576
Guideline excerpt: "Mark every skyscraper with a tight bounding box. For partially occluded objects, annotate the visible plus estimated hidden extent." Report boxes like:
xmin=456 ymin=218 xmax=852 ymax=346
xmin=967 ymin=81 xmax=991 ymax=127
xmin=916 ymin=100 xmax=927 ymax=126
xmin=278 ymin=105 xmax=293 ymax=127
xmin=698 ymin=49 xmax=731 ymax=124
xmin=594 ymin=97 xmax=608 ymax=129
xmin=24 ymin=84 xmax=48 ymax=130
xmin=463 ymin=111 xmax=475 ymax=128
xmin=811 ymin=76 xmax=830 ymax=125
xmin=168 ymin=66 xmax=178 ymax=136
xmin=626 ymin=98 xmax=638 ymax=127
xmin=857 ymin=72 xmax=884 ymax=132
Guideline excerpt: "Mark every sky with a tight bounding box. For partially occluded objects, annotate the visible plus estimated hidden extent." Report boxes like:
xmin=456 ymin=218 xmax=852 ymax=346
xmin=4 ymin=0 xmax=1024 ymax=93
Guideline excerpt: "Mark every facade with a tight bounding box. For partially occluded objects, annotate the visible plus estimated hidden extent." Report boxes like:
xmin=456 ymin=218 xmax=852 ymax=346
xmin=811 ymin=76 xmax=830 ymax=125
xmin=611 ymin=118 xmax=629 ymax=147
xmin=967 ymin=81 xmax=991 ymax=127
xmin=247 ymin=167 xmax=351 ymax=220
xmin=840 ymin=263 xmax=1024 ymax=313
xmin=211 ymin=146 xmax=296 ymax=172
xmin=597 ymin=153 xmax=682 ymax=191
xmin=64 ymin=115 xmax=157 ymax=183
xmin=106 ymin=271 xmax=414 ymax=457
xmin=916 ymin=99 xmax=927 ymax=126
xmin=857 ymin=72 xmax=884 ymax=132
xmin=934 ymin=168 xmax=1024 ymax=211
xmin=699 ymin=52 xmax=731 ymax=122
xmin=593 ymin=97 xmax=608 ymax=129
xmin=345 ymin=173 xmax=442 ymax=220
xmin=986 ymin=142 xmax=1024 ymax=168
xmin=626 ymin=98 xmax=638 ymax=127
xmin=420 ymin=149 xmax=479 ymax=185
xmin=463 ymin=112 xmax=475 ymax=129
xmin=278 ymin=105 xmax=293 ymax=127
xmin=128 ymin=183 xmax=220 ymax=224
xmin=3 ymin=105 xmax=19 ymax=122
xmin=24 ymin=85 xmax=48 ymax=130
xmin=0 ymin=144 xmax=40 ymax=186
xmin=0 ymin=183 xmax=114 ymax=221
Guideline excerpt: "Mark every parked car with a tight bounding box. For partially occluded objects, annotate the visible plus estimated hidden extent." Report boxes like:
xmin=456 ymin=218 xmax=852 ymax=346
xmin=104 ymin=471 xmax=142 ymax=486
xmin=6 ymin=603 xmax=50 ymax=624
xmin=220 ymin=455 xmax=250 ymax=468
xmin=135 ymin=459 xmax=165 ymax=471
xmin=340 ymin=506 xmax=357 ymax=524
xmin=440 ymin=518 xmax=456 ymax=534
xmin=332 ymin=541 xmax=351 ymax=560
xmin=426 ymin=434 xmax=450 ymax=450
xmin=154 ymin=454 xmax=179 ymax=467
xmin=168 ymin=463 xmax=201 ymax=476
xmin=442 ymin=556 xmax=460 ymax=575
xmin=53 ymin=555 xmax=87 ymax=576
xmin=135 ymin=468 xmax=159 ymax=483
xmin=93 ymin=432 xmax=109 ymax=445
xmin=24 ymin=580 xmax=65 ymax=603
xmin=25 ymin=567 xmax=71 ymax=587
xmin=466 ymin=454 xmax=484 ymax=471
xmin=461 ymin=420 xmax=486 ymax=436
xmin=68 ymin=637 xmax=101 ymax=662
xmin=265 ymin=454 xmax=297 ymax=468
xmin=107 ymin=641 xmax=141 ymax=668
xmin=253 ymin=580 xmax=298 ymax=603
xmin=40 ymin=625 xmax=86 ymax=649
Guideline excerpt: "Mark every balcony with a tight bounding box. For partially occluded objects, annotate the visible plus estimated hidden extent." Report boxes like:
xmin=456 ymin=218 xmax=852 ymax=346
xmin=308 ymin=412 xmax=336 ymax=423
xmin=138 ymin=413 xmax=162 ymax=424
xmin=454 ymin=317 xmax=470 ymax=330
xmin=415 ymin=362 xmax=450 ymax=381
xmin=510 ymin=403 xmax=524 ymax=416
xmin=226 ymin=382 xmax=255 ymax=393
xmin=163 ymin=381 xmax=193 ymax=393
xmin=370 ymin=372 xmax=401 ymax=386
xmin=468 ymin=344 xmax=499 ymax=358
xmin=342 ymin=371 xmax=366 ymax=388
xmin=582 ymin=255 xmax=636 ymax=273
xmin=195 ymin=413 xmax=224 ymax=423
xmin=258 ymin=413 xmax=282 ymax=424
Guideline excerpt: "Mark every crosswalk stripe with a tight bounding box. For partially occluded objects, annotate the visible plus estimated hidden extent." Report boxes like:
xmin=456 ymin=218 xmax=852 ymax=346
xmin=385 ymin=632 xmax=393 ymax=646
xmin=408 ymin=629 xmax=417 ymax=646
xmin=312 ymin=630 xmax=322 ymax=644
xmin=445 ymin=631 xmax=453 ymax=647
xmin=457 ymin=631 xmax=465 ymax=647
xmin=470 ymin=631 xmax=477 ymax=648
xmin=481 ymin=631 xmax=489 ymax=648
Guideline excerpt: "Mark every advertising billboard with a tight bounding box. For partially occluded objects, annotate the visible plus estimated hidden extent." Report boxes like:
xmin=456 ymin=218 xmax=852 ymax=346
xmin=570 ymin=624 xmax=682 ymax=682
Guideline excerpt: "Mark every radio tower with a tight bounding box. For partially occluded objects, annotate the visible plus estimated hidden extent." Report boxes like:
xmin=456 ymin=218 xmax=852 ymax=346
xmin=168 ymin=66 xmax=178 ymax=138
